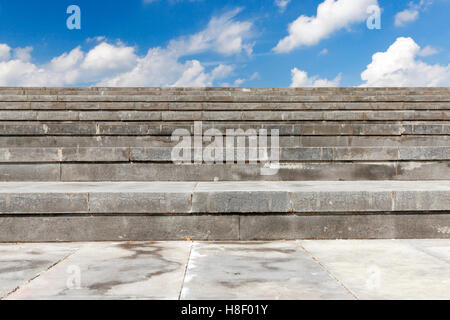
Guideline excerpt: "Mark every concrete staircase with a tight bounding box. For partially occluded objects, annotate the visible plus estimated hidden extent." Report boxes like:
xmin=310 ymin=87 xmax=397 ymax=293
xmin=0 ymin=87 xmax=449 ymax=241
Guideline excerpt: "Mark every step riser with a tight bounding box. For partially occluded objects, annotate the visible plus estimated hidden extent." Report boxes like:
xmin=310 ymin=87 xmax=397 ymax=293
xmin=1 ymin=122 xmax=449 ymax=136
xmin=1 ymin=95 xmax=450 ymax=102
xmin=0 ymin=136 xmax=448 ymax=147
xmin=1 ymin=102 xmax=449 ymax=111
xmin=0 ymin=110 xmax=449 ymax=120
xmin=0 ymin=147 xmax=448 ymax=162
xmin=1 ymin=214 xmax=449 ymax=241
xmin=0 ymin=162 xmax=448 ymax=181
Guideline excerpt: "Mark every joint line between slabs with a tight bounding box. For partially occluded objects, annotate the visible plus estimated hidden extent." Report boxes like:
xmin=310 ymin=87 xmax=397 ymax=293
xmin=298 ymin=242 xmax=359 ymax=300
xmin=1 ymin=246 xmax=82 ymax=300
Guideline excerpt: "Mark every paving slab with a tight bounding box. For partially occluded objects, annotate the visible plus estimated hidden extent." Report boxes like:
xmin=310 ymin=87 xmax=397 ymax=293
xmin=5 ymin=241 xmax=192 ymax=300
xmin=299 ymin=240 xmax=450 ymax=300
xmin=0 ymin=243 xmax=80 ymax=298
xmin=180 ymin=241 xmax=354 ymax=300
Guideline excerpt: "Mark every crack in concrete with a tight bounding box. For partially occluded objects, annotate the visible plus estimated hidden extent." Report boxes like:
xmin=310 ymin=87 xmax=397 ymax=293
xmin=298 ymin=241 xmax=359 ymax=300
xmin=178 ymin=241 xmax=193 ymax=300
xmin=1 ymin=245 xmax=83 ymax=300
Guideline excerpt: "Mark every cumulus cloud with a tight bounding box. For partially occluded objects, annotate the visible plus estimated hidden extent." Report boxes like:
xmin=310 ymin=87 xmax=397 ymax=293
xmin=0 ymin=9 xmax=251 ymax=87
xmin=395 ymin=0 xmax=432 ymax=27
xmin=13 ymin=47 xmax=33 ymax=62
xmin=360 ymin=37 xmax=450 ymax=87
xmin=274 ymin=0 xmax=378 ymax=53
xmin=0 ymin=44 xmax=11 ymax=61
xmin=290 ymin=68 xmax=341 ymax=87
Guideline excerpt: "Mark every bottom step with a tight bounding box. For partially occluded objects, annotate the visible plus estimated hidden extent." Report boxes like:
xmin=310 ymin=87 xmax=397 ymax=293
xmin=1 ymin=214 xmax=450 ymax=241
xmin=0 ymin=181 xmax=449 ymax=241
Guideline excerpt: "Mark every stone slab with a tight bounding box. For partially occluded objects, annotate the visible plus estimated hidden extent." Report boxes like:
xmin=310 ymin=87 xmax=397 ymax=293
xmin=5 ymin=242 xmax=191 ymax=300
xmin=0 ymin=243 xmax=80 ymax=298
xmin=300 ymin=240 xmax=450 ymax=299
xmin=180 ymin=241 xmax=354 ymax=300
xmin=2 ymin=240 xmax=450 ymax=300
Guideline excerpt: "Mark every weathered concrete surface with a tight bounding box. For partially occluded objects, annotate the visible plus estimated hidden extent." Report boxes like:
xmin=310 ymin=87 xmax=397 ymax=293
xmin=300 ymin=240 xmax=450 ymax=300
xmin=1 ymin=121 xmax=449 ymax=136
xmin=0 ymin=243 xmax=80 ymax=298
xmin=0 ymin=110 xmax=449 ymax=121
xmin=5 ymin=242 xmax=191 ymax=300
xmin=0 ymin=135 xmax=449 ymax=148
xmin=239 ymin=214 xmax=450 ymax=240
xmin=180 ymin=241 xmax=354 ymax=300
xmin=0 ymin=181 xmax=449 ymax=214
xmin=2 ymin=240 xmax=450 ymax=300
xmin=1 ymin=214 xmax=450 ymax=241
xmin=58 ymin=161 xmax=450 ymax=182
xmin=0 ymin=215 xmax=239 ymax=242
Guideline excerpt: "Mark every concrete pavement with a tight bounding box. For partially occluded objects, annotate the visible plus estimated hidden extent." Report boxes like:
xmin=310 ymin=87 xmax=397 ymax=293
xmin=1 ymin=240 xmax=449 ymax=300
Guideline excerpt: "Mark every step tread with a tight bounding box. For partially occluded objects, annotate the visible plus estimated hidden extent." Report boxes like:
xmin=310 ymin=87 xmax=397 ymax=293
xmin=1 ymin=180 xmax=448 ymax=192
xmin=0 ymin=181 xmax=448 ymax=214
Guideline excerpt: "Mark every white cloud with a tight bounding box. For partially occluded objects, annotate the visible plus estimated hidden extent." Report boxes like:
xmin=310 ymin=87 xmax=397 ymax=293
xmin=166 ymin=8 xmax=253 ymax=56
xmin=0 ymin=10 xmax=251 ymax=87
xmin=50 ymin=47 xmax=84 ymax=72
xmin=0 ymin=44 xmax=11 ymax=61
xmin=274 ymin=0 xmax=378 ymax=53
xmin=13 ymin=47 xmax=33 ymax=62
xmin=360 ymin=37 xmax=450 ymax=87
xmin=290 ymin=68 xmax=341 ymax=87
xmin=395 ymin=0 xmax=432 ymax=27
xmin=418 ymin=45 xmax=438 ymax=57
xmin=394 ymin=8 xmax=419 ymax=27
xmin=275 ymin=0 xmax=291 ymax=13
xmin=80 ymin=42 xmax=138 ymax=76
xmin=230 ymin=72 xmax=260 ymax=87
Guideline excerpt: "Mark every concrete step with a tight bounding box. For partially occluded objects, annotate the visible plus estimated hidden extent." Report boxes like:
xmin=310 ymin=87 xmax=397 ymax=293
xmin=0 ymin=146 xmax=447 ymax=162
xmin=0 ymin=181 xmax=448 ymax=214
xmin=1 ymin=95 xmax=450 ymax=103
xmin=2 ymin=87 xmax=449 ymax=95
xmin=0 ymin=161 xmax=448 ymax=181
xmin=1 ymin=89 xmax=449 ymax=102
xmin=1 ymin=102 xmax=450 ymax=111
xmin=1 ymin=213 xmax=449 ymax=241
xmin=0 ymin=110 xmax=448 ymax=121
xmin=1 ymin=121 xmax=449 ymax=136
xmin=0 ymin=135 xmax=448 ymax=148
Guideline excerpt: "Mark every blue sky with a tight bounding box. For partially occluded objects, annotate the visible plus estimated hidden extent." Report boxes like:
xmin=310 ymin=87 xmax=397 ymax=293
xmin=0 ymin=0 xmax=448 ymax=87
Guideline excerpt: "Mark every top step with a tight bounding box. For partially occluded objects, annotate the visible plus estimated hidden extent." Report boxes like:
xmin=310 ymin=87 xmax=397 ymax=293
xmin=1 ymin=87 xmax=450 ymax=102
